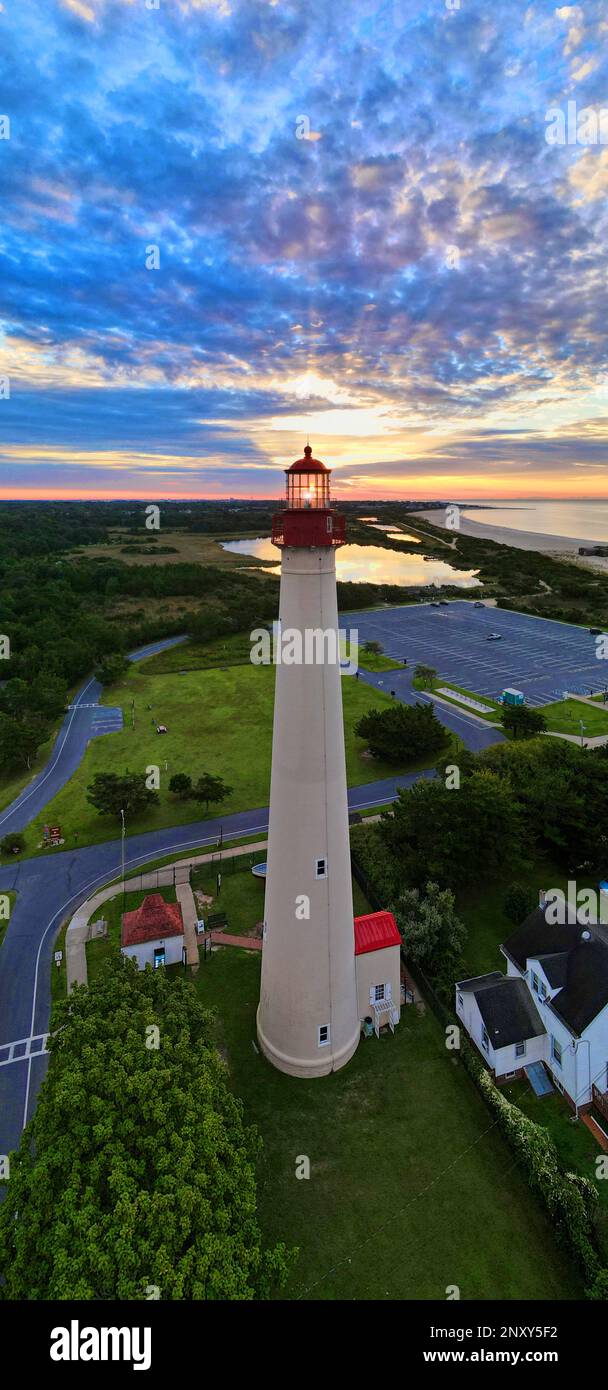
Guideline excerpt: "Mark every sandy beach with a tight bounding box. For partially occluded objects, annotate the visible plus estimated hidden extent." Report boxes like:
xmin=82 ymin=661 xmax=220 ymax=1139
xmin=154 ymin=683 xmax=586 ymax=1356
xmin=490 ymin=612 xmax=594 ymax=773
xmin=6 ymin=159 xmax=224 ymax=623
xmin=415 ymin=509 xmax=608 ymax=574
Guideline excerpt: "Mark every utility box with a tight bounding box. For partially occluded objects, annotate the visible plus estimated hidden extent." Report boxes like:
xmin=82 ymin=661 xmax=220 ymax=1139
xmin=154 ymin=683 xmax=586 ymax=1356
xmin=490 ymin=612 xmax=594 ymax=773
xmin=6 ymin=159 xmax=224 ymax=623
xmin=502 ymin=688 xmax=525 ymax=707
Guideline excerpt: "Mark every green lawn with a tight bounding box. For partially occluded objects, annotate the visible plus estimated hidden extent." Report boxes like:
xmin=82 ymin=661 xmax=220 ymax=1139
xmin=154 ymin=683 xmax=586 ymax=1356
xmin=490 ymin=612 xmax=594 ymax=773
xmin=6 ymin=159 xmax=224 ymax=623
xmin=85 ymin=885 xmax=177 ymax=986
xmin=20 ymin=662 xmax=455 ymax=858
xmin=537 ymin=698 xmax=608 ymax=737
xmin=191 ymin=949 xmax=580 ymax=1299
xmin=358 ymin=651 xmax=403 ymax=672
xmin=141 ymin=632 xmax=253 ymax=674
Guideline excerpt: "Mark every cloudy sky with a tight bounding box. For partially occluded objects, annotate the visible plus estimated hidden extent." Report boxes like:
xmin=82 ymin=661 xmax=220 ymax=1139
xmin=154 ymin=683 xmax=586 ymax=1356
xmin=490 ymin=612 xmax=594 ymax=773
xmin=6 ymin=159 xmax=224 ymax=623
xmin=0 ymin=0 xmax=607 ymax=500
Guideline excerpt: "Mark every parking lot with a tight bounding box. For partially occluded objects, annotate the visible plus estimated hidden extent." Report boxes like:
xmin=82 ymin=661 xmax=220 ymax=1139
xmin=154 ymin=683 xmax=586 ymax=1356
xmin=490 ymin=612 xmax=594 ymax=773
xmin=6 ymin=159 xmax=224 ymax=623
xmin=345 ymin=600 xmax=608 ymax=707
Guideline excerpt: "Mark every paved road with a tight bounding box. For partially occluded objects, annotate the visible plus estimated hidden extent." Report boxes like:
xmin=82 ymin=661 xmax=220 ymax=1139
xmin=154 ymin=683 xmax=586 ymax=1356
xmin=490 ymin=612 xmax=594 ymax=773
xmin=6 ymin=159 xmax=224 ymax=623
xmin=0 ymin=632 xmax=503 ymax=1166
xmin=0 ymin=636 xmax=187 ymax=836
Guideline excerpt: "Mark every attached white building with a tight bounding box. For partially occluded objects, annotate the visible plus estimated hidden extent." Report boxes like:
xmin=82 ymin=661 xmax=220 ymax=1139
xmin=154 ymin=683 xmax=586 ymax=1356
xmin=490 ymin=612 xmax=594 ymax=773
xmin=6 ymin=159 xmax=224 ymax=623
xmin=456 ymin=901 xmax=608 ymax=1112
xmin=354 ymin=911 xmax=401 ymax=1036
xmin=121 ymin=893 xmax=185 ymax=970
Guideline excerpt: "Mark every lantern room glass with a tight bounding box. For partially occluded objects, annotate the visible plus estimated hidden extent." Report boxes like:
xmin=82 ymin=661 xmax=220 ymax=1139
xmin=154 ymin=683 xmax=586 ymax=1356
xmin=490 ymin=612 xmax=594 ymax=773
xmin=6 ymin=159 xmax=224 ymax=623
xmin=285 ymin=470 xmax=331 ymax=510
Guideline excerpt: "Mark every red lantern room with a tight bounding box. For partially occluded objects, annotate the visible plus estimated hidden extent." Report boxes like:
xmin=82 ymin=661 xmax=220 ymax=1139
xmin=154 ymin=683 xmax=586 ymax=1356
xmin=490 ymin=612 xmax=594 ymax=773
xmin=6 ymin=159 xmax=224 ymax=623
xmin=272 ymin=444 xmax=346 ymax=548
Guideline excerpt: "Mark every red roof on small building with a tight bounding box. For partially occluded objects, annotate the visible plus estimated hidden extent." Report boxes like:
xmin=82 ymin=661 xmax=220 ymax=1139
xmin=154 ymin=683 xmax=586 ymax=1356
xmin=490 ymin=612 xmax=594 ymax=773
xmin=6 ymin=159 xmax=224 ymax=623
xmin=354 ymin=910 xmax=401 ymax=955
xmin=121 ymin=893 xmax=184 ymax=948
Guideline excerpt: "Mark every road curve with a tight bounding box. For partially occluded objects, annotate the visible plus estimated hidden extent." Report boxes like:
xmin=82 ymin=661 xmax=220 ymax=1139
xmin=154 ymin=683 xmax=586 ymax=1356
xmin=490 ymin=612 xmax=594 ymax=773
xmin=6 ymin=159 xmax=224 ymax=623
xmin=0 ymin=649 xmax=503 ymax=1164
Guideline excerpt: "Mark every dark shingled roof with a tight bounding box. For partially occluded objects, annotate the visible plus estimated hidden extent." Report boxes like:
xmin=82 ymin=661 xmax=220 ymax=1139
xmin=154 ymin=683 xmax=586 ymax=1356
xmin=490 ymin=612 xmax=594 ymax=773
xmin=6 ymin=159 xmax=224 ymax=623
xmin=456 ymin=971 xmax=503 ymax=992
xmin=501 ymin=905 xmax=608 ymax=1037
xmin=473 ymin=977 xmax=546 ymax=1049
xmin=548 ymin=935 xmax=608 ymax=1035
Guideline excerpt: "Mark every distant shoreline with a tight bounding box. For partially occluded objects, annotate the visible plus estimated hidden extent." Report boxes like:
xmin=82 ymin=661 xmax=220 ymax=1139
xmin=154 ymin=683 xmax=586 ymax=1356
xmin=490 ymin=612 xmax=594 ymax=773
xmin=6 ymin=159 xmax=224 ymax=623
xmin=413 ymin=508 xmax=608 ymax=575
xmin=415 ymin=508 xmax=605 ymax=553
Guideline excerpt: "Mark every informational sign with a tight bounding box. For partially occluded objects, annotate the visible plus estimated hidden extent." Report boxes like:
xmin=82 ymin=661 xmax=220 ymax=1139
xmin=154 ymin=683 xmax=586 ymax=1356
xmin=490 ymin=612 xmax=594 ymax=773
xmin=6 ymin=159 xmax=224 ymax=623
xmin=55 ymin=951 xmax=63 ymax=965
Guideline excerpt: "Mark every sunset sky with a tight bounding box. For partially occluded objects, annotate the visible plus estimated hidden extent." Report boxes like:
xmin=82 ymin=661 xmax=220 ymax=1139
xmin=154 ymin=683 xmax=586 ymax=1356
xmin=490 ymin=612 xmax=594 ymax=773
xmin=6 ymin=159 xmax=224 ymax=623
xmin=0 ymin=0 xmax=607 ymax=500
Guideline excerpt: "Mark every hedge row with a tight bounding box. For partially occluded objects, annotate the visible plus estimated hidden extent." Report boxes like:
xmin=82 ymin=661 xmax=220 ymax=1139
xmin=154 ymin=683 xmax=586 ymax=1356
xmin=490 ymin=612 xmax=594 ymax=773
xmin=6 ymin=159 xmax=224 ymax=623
xmin=462 ymin=1043 xmax=608 ymax=1298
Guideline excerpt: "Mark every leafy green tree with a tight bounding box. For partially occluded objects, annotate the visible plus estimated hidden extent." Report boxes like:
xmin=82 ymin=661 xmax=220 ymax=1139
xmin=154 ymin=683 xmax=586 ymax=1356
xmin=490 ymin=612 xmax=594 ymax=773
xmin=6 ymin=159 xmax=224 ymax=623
xmin=0 ymin=712 xmax=50 ymax=770
xmin=355 ymin=701 xmax=447 ymax=762
xmin=501 ymin=705 xmax=547 ymax=739
xmin=192 ymin=774 xmax=233 ymax=811
xmin=86 ymin=772 xmax=159 ymax=819
xmin=414 ymin=663 xmax=437 ymax=688
xmin=362 ymin=639 xmax=383 ymax=655
xmin=0 ymin=958 xmax=292 ymax=1299
xmin=393 ymin=881 xmax=467 ymax=990
xmin=381 ymin=770 xmax=524 ymax=889
xmin=169 ymin=772 xmax=193 ymax=799
xmin=95 ymin=652 xmax=130 ymax=685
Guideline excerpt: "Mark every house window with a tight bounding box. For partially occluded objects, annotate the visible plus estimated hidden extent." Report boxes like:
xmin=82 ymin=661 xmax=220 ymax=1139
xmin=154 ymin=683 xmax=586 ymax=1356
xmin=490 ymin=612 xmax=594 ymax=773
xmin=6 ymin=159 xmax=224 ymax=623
xmin=540 ymin=981 xmax=548 ymax=1000
xmin=551 ymin=1036 xmax=562 ymax=1067
xmin=374 ymin=984 xmax=385 ymax=1003
xmin=153 ymin=946 xmax=165 ymax=970
xmin=315 ymin=858 xmax=327 ymax=879
xmin=531 ymin=972 xmax=540 ymax=994
xmin=482 ymin=1027 xmax=489 ymax=1053
xmin=515 ymin=1042 xmax=526 ymax=1059
xmin=318 ymin=1024 xmax=330 ymax=1047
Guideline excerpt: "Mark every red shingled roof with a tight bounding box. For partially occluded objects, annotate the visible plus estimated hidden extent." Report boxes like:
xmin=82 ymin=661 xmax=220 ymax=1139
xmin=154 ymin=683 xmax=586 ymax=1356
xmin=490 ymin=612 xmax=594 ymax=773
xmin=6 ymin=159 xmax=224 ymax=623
xmin=354 ymin=910 xmax=400 ymax=955
xmin=121 ymin=893 xmax=183 ymax=948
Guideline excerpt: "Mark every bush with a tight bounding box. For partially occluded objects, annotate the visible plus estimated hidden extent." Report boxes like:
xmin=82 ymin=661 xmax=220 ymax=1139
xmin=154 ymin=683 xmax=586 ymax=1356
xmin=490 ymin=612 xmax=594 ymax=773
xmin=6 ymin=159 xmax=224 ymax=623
xmin=503 ymin=882 xmax=538 ymax=924
xmin=0 ymin=832 xmax=25 ymax=855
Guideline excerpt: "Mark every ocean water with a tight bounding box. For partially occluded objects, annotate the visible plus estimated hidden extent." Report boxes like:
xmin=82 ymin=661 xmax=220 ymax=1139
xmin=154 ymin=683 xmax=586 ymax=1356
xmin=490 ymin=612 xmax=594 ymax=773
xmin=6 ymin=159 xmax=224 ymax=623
xmin=459 ymin=500 xmax=608 ymax=544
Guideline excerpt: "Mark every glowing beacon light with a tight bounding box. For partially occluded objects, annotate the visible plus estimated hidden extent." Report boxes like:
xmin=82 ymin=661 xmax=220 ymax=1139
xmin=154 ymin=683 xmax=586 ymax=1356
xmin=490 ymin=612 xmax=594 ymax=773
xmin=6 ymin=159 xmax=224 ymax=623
xmin=271 ymin=444 xmax=345 ymax=548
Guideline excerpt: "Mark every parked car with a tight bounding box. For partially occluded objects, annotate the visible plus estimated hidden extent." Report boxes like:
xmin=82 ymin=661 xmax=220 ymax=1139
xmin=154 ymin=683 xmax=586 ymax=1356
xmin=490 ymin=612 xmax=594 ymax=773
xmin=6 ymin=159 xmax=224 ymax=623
xmin=474 ymin=601 xmax=485 ymax=608
xmin=430 ymin=600 xmax=441 ymax=607
xmin=439 ymin=600 xmax=449 ymax=606
xmin=589 ymin=627 xmax=602 ymax=635
xmin=486 ymin=633 xmax=502 ymax=641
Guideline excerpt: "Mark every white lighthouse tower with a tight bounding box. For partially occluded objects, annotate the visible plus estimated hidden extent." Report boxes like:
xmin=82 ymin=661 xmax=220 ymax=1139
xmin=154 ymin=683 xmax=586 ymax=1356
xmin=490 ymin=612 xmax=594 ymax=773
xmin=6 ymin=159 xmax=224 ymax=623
xmin=257 ymin=445 xmax=360 ymax=1078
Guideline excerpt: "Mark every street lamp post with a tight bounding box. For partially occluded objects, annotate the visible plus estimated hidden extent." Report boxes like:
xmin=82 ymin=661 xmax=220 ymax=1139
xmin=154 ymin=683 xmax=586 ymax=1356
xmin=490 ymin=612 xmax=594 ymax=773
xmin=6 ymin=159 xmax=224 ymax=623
xmin=579 ymin=720 xmax=586 ymax=749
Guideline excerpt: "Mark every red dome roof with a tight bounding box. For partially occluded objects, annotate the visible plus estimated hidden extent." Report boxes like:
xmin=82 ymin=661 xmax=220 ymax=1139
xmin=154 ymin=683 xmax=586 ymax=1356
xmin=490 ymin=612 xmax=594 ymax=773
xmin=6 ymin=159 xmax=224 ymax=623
xmin=285 ymin=443 xmax=330 ymax=475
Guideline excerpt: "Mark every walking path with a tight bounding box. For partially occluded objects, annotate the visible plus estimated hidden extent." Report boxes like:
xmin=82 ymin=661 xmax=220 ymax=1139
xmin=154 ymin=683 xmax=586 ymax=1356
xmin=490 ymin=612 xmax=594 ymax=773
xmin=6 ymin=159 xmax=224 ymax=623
xmin=65 ymin=839 xmax=271 ymax=989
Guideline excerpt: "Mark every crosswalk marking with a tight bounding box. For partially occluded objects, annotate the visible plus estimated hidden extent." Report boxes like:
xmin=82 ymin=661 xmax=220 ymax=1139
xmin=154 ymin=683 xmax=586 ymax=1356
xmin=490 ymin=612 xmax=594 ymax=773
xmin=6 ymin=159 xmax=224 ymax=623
xmin=0 ymin=1033 xmax=50 ymax=1067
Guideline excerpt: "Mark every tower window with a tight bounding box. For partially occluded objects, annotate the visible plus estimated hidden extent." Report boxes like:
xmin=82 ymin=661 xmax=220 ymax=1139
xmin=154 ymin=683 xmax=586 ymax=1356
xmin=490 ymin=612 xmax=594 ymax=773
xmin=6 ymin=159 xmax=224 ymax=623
xmin=315 ymin=858 xmax=327 ymax=879
xmin=318 ymin=1024 xmax=330 ymax=1047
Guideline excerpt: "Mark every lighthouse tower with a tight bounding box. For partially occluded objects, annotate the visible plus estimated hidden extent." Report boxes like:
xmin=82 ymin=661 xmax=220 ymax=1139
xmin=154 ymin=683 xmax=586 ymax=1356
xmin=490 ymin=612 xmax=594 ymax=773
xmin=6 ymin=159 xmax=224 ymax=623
xmin=257 ymin=445 xmax=360 ymax=1078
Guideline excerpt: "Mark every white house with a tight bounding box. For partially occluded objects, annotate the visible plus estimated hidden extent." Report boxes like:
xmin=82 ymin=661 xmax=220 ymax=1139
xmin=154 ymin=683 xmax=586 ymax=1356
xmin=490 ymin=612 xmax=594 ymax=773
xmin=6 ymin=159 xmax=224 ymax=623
xmin=354 ymin=910 xmax=401 ymax=1036
xmin=121 ymin=893 xmax=185 ymax=970
xmin=456 ymin=900 xmax=608 ymax=1113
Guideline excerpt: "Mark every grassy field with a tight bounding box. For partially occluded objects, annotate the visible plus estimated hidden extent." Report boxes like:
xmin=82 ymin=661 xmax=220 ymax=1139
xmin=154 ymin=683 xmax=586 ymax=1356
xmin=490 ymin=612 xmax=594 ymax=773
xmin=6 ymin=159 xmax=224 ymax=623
xmin=192 ymin=949 xmax=579 ymax=1299
xmin=73 ymin=529 xmax=277 ymax=570
xmin=503 ymin=1080 xmax=608 ymax=1233
xmin=538 ymin=698 xmax=608 ymax=736
xmin=138 ymin=632 xmax=253 ymax=674
xmin=21 ymin=662 xmax=456 ymax=857
xmin=358 ymin=650 xmax=404 ymax=672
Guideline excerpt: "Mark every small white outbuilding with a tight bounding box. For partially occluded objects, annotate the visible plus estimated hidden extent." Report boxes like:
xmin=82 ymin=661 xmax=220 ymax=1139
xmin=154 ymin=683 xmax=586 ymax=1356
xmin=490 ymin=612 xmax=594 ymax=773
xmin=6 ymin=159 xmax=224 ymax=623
xmin=120 ymin=893 xmax=184 ymax=970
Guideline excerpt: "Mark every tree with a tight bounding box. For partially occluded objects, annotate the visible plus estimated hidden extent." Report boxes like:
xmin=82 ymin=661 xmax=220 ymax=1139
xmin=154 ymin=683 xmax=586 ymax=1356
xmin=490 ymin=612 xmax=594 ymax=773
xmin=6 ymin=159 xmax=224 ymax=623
xmin=0 ymin=712 xmax=50 ymax=770
xmin=192 ymin=774 xmax=233 ymax=812
xmin=504 ymin=882 xmax=538 ymax=924
xmin=95 ymin=652 xmax=129 ymax=685
xmin=169 ymin=772 xmax=192 ymax=800
xmin=381 ymin=770 xmax=524 ymax=889
xmin=0 ymin=957 xmax=291 ymax=1299
xmin=355 ymin=702 xmax=447 ymax=762
xmin=393 ymin=882 xmax=467 ymax=990
xmin=362 ymin=639 xmax=383 ymax=655
xmin=0 ymin=831 xmax=25 ymax=855
xmin=501 ymin=704 xmax=547 ymax=739
xmin=86 ymin=772 xmax=159 ymax=820
xmin=414 ymin=664 xmax=437 ymax=688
